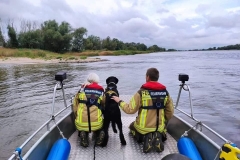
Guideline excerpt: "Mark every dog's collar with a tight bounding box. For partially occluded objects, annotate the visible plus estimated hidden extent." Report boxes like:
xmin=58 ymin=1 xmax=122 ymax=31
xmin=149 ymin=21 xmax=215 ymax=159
xmin=106 ymin=90 xmax=116 ymax=94
xmin=108 ymin=82 xmax=116 ymax=85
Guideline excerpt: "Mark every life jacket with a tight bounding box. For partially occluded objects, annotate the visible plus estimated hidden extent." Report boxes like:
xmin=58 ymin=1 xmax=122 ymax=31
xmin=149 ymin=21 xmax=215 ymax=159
xmin=139 ymin=81 xmax=168 ymax=132
xmin=75 ymin=83 xmax=104 ymax=132
xmin=79 ymin=88 xmax=103 ymax=110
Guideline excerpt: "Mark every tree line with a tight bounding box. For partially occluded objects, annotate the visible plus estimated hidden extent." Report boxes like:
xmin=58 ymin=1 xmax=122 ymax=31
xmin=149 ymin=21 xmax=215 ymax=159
xmin=188 ymin=44 xmax=240 ymax=51
xmin=0 ymin=19 xmax=166 ymax=53
xmin=208 ymin=44 xmax=240 ymax=50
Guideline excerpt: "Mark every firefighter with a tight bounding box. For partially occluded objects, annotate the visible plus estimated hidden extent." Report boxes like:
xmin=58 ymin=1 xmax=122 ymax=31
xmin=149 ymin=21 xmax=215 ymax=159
xmin=112 ymin=68 xmax=174 ymax=153
xmin=73 ymin=73 xmax=105 ymax=147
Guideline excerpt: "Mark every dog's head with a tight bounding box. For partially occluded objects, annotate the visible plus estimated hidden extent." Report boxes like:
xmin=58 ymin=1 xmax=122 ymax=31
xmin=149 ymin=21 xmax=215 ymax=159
xmin=106 ymin=76 xmax=118 ymax=85
xmin=105 ymin=76 xmax=119 ymax=97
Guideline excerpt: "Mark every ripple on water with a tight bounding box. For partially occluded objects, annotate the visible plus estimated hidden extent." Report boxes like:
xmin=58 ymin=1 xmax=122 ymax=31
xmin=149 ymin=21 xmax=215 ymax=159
xmin=0 ymin=51 xmax=240 ymax=159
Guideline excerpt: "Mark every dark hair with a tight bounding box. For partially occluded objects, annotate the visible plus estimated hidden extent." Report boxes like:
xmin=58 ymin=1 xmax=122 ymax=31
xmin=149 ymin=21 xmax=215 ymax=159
xmin=146 ymin=68 xmax=159 ymax=81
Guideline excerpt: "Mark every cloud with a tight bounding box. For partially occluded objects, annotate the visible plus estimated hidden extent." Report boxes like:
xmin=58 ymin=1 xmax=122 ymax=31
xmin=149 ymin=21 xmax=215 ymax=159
xmin=0 ymin=0 xmax=239 ymax=50
xmin=206 ymin=12 xmax=240 ymax=29
xmin=160 ymin=16 xmax=193 ymax=29
xmin=157 ymin=8 xmax=169 ymax=14
xmin=195 ymin=4 xmax=211 ymax=14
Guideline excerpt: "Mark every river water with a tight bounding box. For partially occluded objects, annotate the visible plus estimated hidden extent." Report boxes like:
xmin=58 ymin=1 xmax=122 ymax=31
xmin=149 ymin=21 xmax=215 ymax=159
xmin=0 ymin=50 xmax=240 ymax=159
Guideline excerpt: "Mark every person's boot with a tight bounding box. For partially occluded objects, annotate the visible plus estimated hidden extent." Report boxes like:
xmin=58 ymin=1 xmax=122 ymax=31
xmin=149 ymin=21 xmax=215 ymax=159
xmin=79 ymin=131 xmax=89 ymax=147
xmin=143 ymin=133 xmax=153 ymax=153
xmin=96 ymin=130 xmax=105 ymax=146
xmin=129 ymin=122 xmax=143 ymax=143
xmin=152 ymin=132 xmax=164 ymax=152
xmin=130 ymin=128 xmax=143 ymax=143
xmin=162 ymin=132 xmax=167 ymax=142
xmin=92 ymin=132 xmax=97 ymax=141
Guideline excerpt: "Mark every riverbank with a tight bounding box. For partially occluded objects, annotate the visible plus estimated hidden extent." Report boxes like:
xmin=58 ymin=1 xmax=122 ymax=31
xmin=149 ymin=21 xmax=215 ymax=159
xmin=0 ymin=57 xmax=108 ymax=64
xmin=0 ymin=48 xmax=150 ymax=64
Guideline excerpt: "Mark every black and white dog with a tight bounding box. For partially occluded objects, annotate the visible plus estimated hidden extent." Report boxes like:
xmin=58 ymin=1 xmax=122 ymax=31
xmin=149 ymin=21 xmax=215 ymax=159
xmin=102 ymin=76 xmax=126 ymax=147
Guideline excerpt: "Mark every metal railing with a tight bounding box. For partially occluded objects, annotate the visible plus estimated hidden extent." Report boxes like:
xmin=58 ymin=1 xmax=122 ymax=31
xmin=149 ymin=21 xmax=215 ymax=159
xmin=174 ymin=81 xmax=229 ymax=143
xmin=8 ymin=81 xmax=72 ymax=160
xmin=8 ymin=74 xmax=235 ymax=159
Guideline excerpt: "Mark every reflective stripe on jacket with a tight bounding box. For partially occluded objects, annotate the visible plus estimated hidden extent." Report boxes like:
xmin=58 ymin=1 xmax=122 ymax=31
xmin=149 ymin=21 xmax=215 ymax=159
xmin=119 ymin=81 xmax=174 ymax=134
xmin=73 ymin=83 xmax=104 ymax=132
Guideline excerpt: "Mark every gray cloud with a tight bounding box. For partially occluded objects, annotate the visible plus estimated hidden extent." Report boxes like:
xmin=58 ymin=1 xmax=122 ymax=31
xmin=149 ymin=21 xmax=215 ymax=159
xmin=112 ymin=10 xmax=148 ymax=23
xmin=41 ymin=0 xmax=73 ymax=13
xmin=206 ymin=12 xmax=240 ymax=29
xmin=195 ymin=4 xmax=211 ymax=14
xmin=0 ymin=0 xmax=239 ymax=50
xmin=0 ymin=0 xmax=72 ymax=22
xmin=160 ymin=16 xmax=192 ymax=29
xmin=157 ymin=8 xmax=169 ymax=13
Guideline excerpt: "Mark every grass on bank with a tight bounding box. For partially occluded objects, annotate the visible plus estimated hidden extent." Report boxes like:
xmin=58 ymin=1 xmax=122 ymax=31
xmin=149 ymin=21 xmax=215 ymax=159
xmin=0 ymin=48 xmax=150 ymax=60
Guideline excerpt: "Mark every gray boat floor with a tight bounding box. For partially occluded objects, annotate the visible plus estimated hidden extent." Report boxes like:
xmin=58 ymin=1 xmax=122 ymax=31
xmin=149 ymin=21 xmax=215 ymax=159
xmin=68 ymin=116 xmax=178 ymax=160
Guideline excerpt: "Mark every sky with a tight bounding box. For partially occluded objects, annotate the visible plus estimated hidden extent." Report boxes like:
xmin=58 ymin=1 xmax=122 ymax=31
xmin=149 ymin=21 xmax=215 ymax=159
xmin=0 ymin=0 xmax=240 ymax=50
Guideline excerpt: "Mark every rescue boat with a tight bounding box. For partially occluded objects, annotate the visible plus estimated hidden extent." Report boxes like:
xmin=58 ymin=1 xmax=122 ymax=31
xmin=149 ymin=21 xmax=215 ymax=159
xmin=8 ymin=72 xmax=240 ymax=160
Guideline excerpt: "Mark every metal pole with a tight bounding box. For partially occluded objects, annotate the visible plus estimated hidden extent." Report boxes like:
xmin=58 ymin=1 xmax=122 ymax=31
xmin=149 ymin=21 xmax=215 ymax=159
xmin=51 ymin=83 xmax=58 ymax=117
xmin=185 ymin=84 xmax=194 ymax=118
xmin=61 ymin=81 xmax=68 ymax=108
xmin=8 ymin=154 xmax=16 ymax=160
xmin=19 ymin=119 xmax=52 ymax=148
xmin=202 ymin=123 xmax=229 ymax=143
xmin=174 ymin=79 xmax=231 ymax=145
xmin=176 ymin=107 xmax=229 ymax=142
xmin=175 ymin=84 xmax=183 ymax=108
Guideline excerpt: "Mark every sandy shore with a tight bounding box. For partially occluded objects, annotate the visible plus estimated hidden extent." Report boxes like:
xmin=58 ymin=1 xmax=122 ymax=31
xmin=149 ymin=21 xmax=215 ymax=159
xmin=0 ymin=57 xmax=108 ymax=64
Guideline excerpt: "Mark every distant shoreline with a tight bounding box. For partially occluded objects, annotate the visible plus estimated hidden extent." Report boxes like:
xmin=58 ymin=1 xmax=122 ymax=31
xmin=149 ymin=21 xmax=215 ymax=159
xmin=0 ymin=48 xmax=152 ymax=65
xmin=0 ymin=57 xmax=108 ymax=64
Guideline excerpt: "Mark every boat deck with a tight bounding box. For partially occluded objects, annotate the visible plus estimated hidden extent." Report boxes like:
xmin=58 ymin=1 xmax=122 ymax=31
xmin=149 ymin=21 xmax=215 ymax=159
xmin=68 ymin=116 xmax=178 ymax=160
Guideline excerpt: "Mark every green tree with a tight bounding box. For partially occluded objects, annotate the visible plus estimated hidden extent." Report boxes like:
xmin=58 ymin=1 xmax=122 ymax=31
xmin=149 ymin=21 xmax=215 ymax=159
xmin=41 ymin=20 xmax=60 ymax=51
xmin=43 ymin=29 xmax=63 ymax=52
xmin=72 ymin=27 xmax=87 ymax=52
xmin=102 ymin=36 xmax=117 ymax=50
xmin=58 ymin=21 xmax=72 ymax=36
xmin=148 ymin=44 xmax=165 ymax=52
xmin=41 ymin=20 xmax=59 ymax=32
xmin=102 ymin=36 xmax=110 ymax=50
xmin=84 ymin=38 xmax=93 ymax=50
xmin=40 ymin=20 xmax=72 ymax=52
xmin=58 ymin=22 xmax=72 ymax=52
xmin=7 ymin=25 xmax=18 ymax=48
xmin=18 ymin=29 xmax=43 ymax=48
xmin=128 ymin=45 xmax=137 ymax=51
xmin=167 ymin=49 xmax=176 ymax=51
xmin=0 ymin=28 xmax=5 ymax=47
xmin=84 ymin=35 xmax=102 ymax=50
xmin=116 ymin=40 xmax=124 ymax=50
xmin=1 ymin=18 xmax=172 ymax=53
xmin=136 ymin=43 xmax=147 ymax=51
xmin=217 ymin=44 xmax=240 ymax=50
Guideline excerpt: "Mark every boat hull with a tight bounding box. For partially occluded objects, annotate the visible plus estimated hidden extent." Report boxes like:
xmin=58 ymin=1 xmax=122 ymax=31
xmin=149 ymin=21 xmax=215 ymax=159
xmin=23 ymin=111 xmax=76 ymax=160
xmin=22 ymin=112 xmax=220 ymax=160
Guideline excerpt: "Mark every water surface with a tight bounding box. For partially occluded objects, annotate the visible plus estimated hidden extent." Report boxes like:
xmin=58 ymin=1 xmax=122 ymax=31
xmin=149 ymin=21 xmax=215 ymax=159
xmin=0 ymin=50 xmax=239 ymax=159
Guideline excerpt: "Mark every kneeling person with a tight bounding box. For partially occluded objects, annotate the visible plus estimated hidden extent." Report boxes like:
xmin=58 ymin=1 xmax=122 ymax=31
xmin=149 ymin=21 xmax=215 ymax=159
xmin=73 ymin=73 xmax=105 ymax=147
xmin=112 ymin=68 xmax=174 ymax=153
